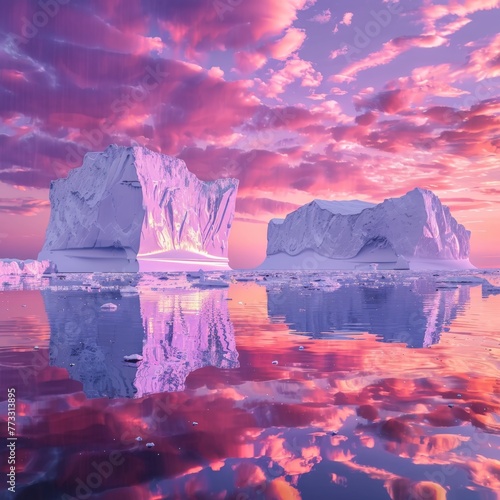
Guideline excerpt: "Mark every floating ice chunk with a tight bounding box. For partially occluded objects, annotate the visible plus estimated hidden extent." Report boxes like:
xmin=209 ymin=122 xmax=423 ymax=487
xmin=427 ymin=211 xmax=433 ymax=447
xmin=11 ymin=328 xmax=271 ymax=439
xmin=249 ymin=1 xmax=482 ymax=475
xmin=187 ymin=269 xmax=205 ymax=279
xmin=123 ymin=354 xmax=143 ymax=362
xmin=438 ymin=276 xmax=485 ymax=284
xmin=194 ymin=275 xmax=230 ymax=288
xmin=101 ymin=303 xmax=118 ymax=311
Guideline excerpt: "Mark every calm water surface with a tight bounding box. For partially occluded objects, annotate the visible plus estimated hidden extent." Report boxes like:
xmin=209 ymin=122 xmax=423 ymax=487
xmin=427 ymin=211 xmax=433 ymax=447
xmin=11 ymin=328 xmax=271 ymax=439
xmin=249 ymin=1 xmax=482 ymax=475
xmin=0 ymin=271 xmax=499 ymax=499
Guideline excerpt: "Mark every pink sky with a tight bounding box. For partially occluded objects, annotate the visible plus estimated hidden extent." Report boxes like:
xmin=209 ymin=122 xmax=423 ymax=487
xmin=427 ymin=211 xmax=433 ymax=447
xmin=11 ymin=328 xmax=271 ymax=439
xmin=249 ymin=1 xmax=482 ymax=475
xmin=0 ymin=0 xmax=499 ymax=268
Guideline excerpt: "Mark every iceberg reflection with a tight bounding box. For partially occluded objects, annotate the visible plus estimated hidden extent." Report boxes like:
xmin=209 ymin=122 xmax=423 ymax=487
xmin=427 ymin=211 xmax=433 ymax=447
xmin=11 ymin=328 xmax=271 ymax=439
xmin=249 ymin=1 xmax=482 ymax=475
xmin=266 ymin=278 xmax=471 ymax=347
xmin=135 ymin=287 xmax=239 ymax=397
xmin=44 ymin=283 xmax=239 ymax=398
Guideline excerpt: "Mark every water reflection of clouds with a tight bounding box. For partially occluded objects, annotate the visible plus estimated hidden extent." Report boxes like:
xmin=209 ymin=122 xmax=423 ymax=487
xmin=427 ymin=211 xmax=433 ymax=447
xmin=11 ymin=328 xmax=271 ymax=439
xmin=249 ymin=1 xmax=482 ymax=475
xmin=8 ymin=273 xmax=500 ymax=498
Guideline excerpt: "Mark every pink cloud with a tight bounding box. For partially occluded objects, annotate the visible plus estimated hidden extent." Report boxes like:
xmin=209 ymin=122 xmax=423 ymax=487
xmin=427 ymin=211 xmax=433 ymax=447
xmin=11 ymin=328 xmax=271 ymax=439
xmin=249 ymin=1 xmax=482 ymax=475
xmin=235 ymin=52 xmax=268 ymax=73
xmin=267 ymin=27 xmax=307 ymax=60
xmin=354 ymin=88 xmax=418 ymax=114
xmin=265 ymin=56 xmax=323 ymax=98
xmin=421 ymin=0 xmax=500 ymax=34
xmin=0 ymin=44 xmax=260 ymax=186
xmin=330 ymin=87 xmax=348 ymax=96
xmin=11 ymin=1 xmax=163 ymax=55
xmin=460 ymin=33 xmax=500 ymax=81
xmin=397 ymin=34 xmax=500 ymax=103
xmin=234 ymin=27 xmax=306 ymax=73
xmin=329 ymin=46 xmax=348 ymax=60
xmin=355 ymin=111 xmax=378 ymax=126
xmin=0 ymin=198 xmax=50 ymax=216
xmin=306 ymin=93 xmax=328 ymax=100
xmin=342 ymin=12 xmax=354 ymax=26
xmin=334 ymin=35 xmax=448 ymax=82
xmin=177 ymin=145 xmax=370 ymax=196
xmin=440 ymin=17 xmax=472 ymax=36
xmin=154 ymin=0 xmax=315 ymax=55
xmin=424 ymin=107 xmax=463 ymax=125
xmin=333 ymin=11 xmax=354 ymax=32
xmin=309 ymin=9 xmax=331 ymax=24
xmin=207 ymin=66 xmax=225 ymax=79
xmin=236 ymin=197 xmax=300 ymax=215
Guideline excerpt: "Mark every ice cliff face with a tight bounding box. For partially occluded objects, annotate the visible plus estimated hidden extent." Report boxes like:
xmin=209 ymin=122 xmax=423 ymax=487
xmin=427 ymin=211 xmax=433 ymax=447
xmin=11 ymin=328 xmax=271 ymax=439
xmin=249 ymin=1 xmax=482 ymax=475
xmin=262 ymin=188 xmax=472 ymax=270
xmin=39 ymin=145 xmax=238 ymax=272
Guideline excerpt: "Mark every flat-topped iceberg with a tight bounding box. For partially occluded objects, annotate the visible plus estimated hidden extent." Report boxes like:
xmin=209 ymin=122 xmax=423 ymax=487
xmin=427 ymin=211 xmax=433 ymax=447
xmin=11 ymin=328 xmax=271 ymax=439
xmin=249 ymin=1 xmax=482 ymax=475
xmin=39 ymin=145 xmax=239 ymax=272
xmin=260 ymin=188 xmax=474 ymax=271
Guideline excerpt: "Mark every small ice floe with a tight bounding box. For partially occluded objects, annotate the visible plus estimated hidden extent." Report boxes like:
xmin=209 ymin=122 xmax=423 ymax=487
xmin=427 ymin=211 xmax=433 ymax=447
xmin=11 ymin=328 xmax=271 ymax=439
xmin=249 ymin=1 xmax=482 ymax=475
xmin=33 ymin=346 xmax=39 ymax=350
xmin=123 ymin=354 xmax=143 ymax=362
xmin=298 ymin=346 xmax=305 ymax=351
xmin=196 ymin=276 xmax=230 ymax=288
xmin=101 ymin=302 xmax=118 ymax=311
xmin=192 ymin=421 xmax=199 ymax=426
xmin=120 ymin=285 xmax=138 ymax=295
xmin=272 ymin=360 xmax=278 ymax=365
xmin=187 ymin=269 xmax=204 ymax=279
xmin=438 ymin=276 xmax=485 ymax=284
xmin=198 ymin=278 xmax=229 ymax=288
xmin=69 ymin=363 xmax=75 ymax=367
xmin=188 ymin=269 xmax=230 ymax=288
xmin=331 ymin=431 xmax=338 ymax=436
xmin=135 ymin=436 xmax=143 ymax=442
xmin=146 ymin=442 xmax=155 ymax=448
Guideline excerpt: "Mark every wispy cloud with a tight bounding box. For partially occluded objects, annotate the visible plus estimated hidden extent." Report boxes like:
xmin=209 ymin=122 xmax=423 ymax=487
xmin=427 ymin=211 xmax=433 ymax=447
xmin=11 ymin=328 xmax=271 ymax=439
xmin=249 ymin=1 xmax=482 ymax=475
xmin=0 ymin=198 xmax=50 ymax=216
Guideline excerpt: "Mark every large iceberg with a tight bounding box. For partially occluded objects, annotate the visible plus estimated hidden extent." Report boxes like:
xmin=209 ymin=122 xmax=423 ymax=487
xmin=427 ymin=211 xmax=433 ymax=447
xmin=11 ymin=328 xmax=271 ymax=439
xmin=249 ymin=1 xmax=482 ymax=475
xmin=39 ymin=145 xmax=238 ymax=272
xmin=260 ymin=188 xmax=474 ymax=271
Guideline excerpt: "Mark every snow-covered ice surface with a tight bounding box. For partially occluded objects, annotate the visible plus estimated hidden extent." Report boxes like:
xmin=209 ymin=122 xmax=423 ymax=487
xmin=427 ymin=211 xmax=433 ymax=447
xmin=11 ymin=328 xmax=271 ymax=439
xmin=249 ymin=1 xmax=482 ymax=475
xmin=39 ymin=145 xmax=238 ymax=272
xmin=261 ymin=188 xmax=473 ymax=271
